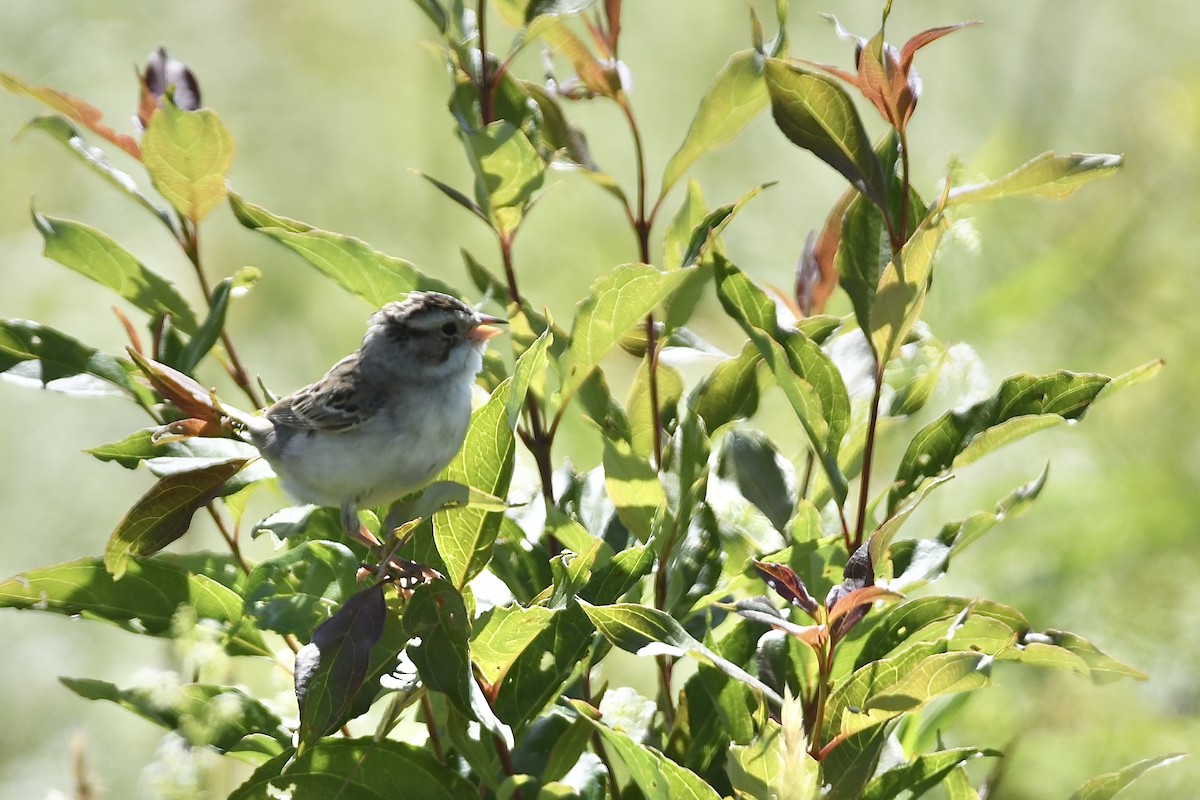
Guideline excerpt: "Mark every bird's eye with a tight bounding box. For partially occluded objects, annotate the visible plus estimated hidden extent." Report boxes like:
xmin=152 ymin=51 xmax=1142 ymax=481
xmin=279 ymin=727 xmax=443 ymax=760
xmin=440 ymin=322 xmax=458 ymax=336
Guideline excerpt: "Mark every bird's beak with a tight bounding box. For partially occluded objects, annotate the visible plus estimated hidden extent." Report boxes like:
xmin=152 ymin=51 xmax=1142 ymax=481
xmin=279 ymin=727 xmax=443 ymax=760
xmin=468 ymin=313 xmax=507 ymax=342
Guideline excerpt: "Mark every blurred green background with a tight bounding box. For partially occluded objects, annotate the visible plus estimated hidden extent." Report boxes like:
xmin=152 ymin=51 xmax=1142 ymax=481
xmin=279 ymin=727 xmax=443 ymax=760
xmin=1 ymin=1 xmax=1195 ymax=797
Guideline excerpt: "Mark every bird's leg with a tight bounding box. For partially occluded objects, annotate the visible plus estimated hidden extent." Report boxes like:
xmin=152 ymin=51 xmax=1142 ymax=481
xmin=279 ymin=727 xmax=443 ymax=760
xmin=341 ymin=502 xmax=382 ymax=549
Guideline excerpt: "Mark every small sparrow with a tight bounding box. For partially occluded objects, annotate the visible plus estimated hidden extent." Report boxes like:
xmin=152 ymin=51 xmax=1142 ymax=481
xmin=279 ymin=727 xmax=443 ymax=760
xmin=232 ymin=292 xmax=504 ymax=540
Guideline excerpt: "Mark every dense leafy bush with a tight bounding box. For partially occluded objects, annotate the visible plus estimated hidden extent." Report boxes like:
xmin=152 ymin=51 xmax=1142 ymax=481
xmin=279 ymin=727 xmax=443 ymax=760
xmin=0 ymin=1 xmax=1182 ymax=797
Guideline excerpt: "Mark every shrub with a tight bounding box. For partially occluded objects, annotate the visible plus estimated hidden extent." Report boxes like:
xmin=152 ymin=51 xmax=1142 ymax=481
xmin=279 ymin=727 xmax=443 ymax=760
xmin=0 ymin=2 xmax=1181 ymax=797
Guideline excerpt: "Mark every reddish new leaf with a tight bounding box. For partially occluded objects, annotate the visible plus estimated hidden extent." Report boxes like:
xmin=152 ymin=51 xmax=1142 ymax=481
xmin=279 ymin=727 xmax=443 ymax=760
xmin=899 ymin=22 xmax=982 ymax=74
xmin=0 ymin=72 xmax=141 ymax=159
xmin=753 ymin=560 xmax=820 ymax=619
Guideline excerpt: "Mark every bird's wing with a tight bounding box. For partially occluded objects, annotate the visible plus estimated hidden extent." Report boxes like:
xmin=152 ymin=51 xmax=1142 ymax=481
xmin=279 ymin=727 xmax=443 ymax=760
xmin=265 ymin=354 xmax=388 ymax=432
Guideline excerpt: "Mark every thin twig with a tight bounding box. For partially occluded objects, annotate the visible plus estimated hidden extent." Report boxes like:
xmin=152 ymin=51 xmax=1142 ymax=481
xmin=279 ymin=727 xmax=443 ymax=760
xmin=477 ymin=0 xmax=493 ymax=124
xmin=421 ymin=693 xmax=446 ymax=762
xmin=853 ymin=363 xmax=887 ymax=548
xmin=179 ymin=217 xmax=262 ymax=409
xmin=206 ymin=504 xmax=251 ymax=574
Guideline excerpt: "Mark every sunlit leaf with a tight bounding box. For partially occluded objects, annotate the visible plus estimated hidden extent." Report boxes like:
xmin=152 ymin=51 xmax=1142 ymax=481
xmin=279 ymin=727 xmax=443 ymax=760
xmin=890 ymin=363 xmax=1157 ymax=513
xmin=579 ymin=600 xmax=783 ymax=706
xmin=0 ymin=556 xmax=269 ymax=656
xmin=229 ymin=738 xmax=476 ymax=800
xmin=104 ymin=458 xmax=249 ymax=579
xmin=727 ymin=719 xmax=820 ymax=800
xmin=714 ymin=257 xmax=850 ymax=504
xmin=32 ymin=210 xmax=199 ymax=333
xmin=1067 ymin=753 xmax=1188 ymax=800
xmin=142 ymin=95 xmax=235 ymax=222
xmin=763 ymin=59 xmax=885 ymax=207
xmin=228 ymin=191 xmax=455 ymax=306
xmin=869 ymin=216 xmax=946 ymax=365
xmin=860 ymin=748 xmax=998 ymax=800
xmin=948 ymin=152 xmax=1122 ymax=207
xmin=490 ymin=604 xmax=594 ymax=725
xmin=558 ymin=264 xmax=691 ymax=406
xmin=688 ymin=343 xmax=763 ymax=432
xmin=434 ymin=380 xmax=515 ymax=589
xmin=464 ymin=121 xmax=546 ymax=235
xmin=568 ymin=699 xmax=722 ymax=800
xmin=627 ymin=353 xmax=683 ymax=459
xmin=661 ymin=50 xmax=770 ymax=196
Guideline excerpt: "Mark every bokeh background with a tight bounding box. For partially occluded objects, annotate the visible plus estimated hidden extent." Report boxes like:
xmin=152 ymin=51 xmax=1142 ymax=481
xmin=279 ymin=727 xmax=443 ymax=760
xmin=1 ymin=1 xmax=1196 ymax=797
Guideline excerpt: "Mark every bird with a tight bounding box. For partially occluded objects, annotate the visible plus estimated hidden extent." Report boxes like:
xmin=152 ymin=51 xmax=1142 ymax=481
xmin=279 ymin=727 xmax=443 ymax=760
xmin=220 ymin=291 xmax=505 ymax=543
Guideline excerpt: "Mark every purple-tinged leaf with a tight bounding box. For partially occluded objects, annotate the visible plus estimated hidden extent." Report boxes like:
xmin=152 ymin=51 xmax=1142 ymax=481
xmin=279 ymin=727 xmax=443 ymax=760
xmin=294 ymin=583 xmax=387 ymax=750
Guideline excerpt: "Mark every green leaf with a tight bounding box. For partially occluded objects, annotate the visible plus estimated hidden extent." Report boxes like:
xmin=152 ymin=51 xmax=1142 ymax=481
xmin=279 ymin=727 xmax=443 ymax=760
xmin=941 ymin=765 xmax=981 ymax=800
xmin=836 ymin=192 xmax=886 ymax=342
xmin=228 ymin=738 xmax=477 ymax=800
xmin=558 ymin=264 xmax=692 ymax=407
xmin=827 ymin=641 xmax=992 ymax=741
xmin=417 ymin=171 xmax=487 ymax=222
xmin=404 ymin=579 xmax=513 ymax=746
xmin=0 ymin=556 xmax=269 ymax=656
xmin=852 ymin=597 xmax=1026 ymax=669
xmin=176 ymin=276 xmax=234 ymax=372
xmin=948 ymin=152 xmax=1122 ymax=207
xmin=472 ymin=604 xmax=558 ymax=688
xmin=714 ymin=257 xmax=850 ymax=504
xmin=464 ymin=121 xmax=546 ymax=235
xmin=823 ymin=724 xmax=892 ymax=800
xmin=869 ymin=216 xmax=947 ymax=364
xmin=890 ymin=363 xmax=1157 ymax=513
xmin=104 ymin=458 xmax=249 ymax=579
xmin=661 ymin=50 xmax=770 ymax=196
xmin=434 ymin=380 xmax=516 ymax=589
xmin=228 ymin=191 xmax=456 ymax=306
xmin=18 ymin=115 xmax=173 ymax=228
xmin=888 ymin=468 xmax=1049 ymax=589
xmin=510 ymin=327 xmax=553 ymax=427
xmin=763 ymin=58 xmax=885 ymax=206
xmin=862 ymin=651 xmax=992 ymax=713
xmin=867 ymin=474 xmax=953 ymax=569
xmin=716 ymin=428 xmax=795 ymax=531
xmin=1068 ymin=753 xmax=1188 ymax=800
xmin=688 ymin=343 xmax=763 ymax=432
xmin=61 ymin=677 xmax=288 ymax=755
xmin=678 ymin=184 xmax=771 ymax=270
xmin=243 ymin=540 xmax=360 ymax=636
xmin=490 ymin=604 xmax=594 ymax=725
xmin=142 ymin=95 xmax=235 ymax=222
xmin=602 ymin=436 xmax=665 ymax=542
xmin=627 ymin=354 xmax=683 ymax=459
xmin=579 ymin=601 xmax=783 ymax=706
xmin=32 ymin=210 xmax=199 ymax=332
xmin=568 ymin=699 xmax=723 ymax=800
xmin=295 ymin=583 xmax=387 ymax=750
xmin=727 ymin=720 xmax=820 ymax=800
xmin=0 ymin=319 xmax=151 ymax=403
xmin=860 ymin=748 xmax=998 ymax=800
xmin=663 ymin=180 xmax=709 ymax=271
